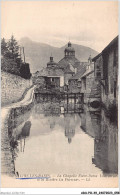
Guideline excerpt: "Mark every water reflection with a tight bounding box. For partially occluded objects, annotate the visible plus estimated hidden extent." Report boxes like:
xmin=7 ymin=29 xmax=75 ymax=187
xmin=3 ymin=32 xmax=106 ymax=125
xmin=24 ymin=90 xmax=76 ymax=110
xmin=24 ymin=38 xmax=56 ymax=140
xmin=9 ymin=118 xmax=31 ymax=156
xmin=1 ymin=109 xmax=31 ymax=176
xmin=64 ymin=114 xmax=75 ymax=144
xmin=35 ymin=93 xmax=83 ymax=114
xmin=32 ymin=103 xmax=81 ymax=142
xmin=17 ymin=121 xmax=31 ymax=153
xmin=93 ymin=109 xmax=118 ymax=175
xmin=18 ymin=121 xmax=31 ymax=139
xmin=2 ymin=95 xmax=118 ymax=177
xmin=80 ymin=106 xmax=118 ymax=175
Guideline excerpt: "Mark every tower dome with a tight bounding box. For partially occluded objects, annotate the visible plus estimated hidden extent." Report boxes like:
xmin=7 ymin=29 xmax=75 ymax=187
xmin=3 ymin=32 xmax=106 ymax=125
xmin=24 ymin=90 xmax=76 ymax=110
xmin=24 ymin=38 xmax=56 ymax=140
xmin=64 ymin=42 xmax=75 ymax=57
xmin=47 ymin=55 xmax=57 ymax=68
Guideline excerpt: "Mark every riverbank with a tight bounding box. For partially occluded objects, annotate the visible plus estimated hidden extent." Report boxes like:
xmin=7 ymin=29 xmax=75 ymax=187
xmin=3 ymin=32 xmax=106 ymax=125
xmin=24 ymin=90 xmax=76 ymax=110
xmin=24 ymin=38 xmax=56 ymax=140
xmin=1 ymin=86 xmax=35 ymax=176
xmin=1 ymin=86 xmax=35 ymax=125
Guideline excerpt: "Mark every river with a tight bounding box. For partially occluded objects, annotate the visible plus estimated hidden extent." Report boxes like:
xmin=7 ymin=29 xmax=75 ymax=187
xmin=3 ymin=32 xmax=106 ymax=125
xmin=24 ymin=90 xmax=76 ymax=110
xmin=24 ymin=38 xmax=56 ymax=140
xmin=1 ymin=95 xmax=118 ymax=178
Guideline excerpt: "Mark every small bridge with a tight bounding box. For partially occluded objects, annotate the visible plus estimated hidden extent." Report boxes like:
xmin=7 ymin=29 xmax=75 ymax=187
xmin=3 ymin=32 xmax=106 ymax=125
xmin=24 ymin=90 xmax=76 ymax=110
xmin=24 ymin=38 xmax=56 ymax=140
xmin=34 ymin=92 xmax=84 ymax=104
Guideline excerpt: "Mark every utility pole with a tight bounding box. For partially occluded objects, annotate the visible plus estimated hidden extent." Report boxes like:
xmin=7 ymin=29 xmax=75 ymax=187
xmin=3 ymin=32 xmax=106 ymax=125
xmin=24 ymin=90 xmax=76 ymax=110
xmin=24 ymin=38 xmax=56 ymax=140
xmin=19 ymin=47 xmax=21 ymax=59
xmin=23 ymin=47 xmax=25 ymax=63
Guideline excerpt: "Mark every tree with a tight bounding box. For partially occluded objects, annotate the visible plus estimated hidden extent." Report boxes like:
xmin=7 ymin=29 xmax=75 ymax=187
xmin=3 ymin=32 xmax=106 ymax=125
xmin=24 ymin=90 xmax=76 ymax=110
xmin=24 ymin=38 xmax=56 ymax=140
xmin=1 ymin=38 xmax=8 ymax=56
xmin=7 ymin=35 xmax=20 ymax=60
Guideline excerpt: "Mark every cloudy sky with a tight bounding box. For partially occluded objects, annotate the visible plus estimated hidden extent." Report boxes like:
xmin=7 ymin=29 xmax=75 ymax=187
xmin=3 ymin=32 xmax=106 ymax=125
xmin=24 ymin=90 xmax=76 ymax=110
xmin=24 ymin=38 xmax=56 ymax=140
xmin=1 ymin=1 xmax=118 ymax=52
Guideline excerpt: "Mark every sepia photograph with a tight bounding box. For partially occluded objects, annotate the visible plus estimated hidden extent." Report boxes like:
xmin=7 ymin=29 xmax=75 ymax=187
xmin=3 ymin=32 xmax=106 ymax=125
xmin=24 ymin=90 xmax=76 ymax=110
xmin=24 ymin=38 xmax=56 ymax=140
xmin=1 ymin=0 xmax=119 ymax=189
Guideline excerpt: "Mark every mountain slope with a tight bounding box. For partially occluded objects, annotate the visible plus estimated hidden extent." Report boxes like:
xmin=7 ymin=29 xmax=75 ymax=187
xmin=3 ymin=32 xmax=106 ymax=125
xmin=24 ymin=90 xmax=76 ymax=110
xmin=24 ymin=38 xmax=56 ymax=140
xmin=19 ymin=37 xmax=98 ymax=73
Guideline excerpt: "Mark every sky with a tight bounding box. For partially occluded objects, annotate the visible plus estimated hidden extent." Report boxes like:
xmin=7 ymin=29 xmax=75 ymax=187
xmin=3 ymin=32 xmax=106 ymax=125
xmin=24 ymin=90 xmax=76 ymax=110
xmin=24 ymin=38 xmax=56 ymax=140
xmin=1 ymin=1 xmax=118 ymax=52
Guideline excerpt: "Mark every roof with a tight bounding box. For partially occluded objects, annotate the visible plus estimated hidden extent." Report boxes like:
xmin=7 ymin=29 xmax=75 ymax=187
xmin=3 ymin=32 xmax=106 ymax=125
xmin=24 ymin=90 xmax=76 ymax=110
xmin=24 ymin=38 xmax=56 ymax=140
xmin=69 ymin=64 xmax=86 ymax=80
xmin=78 ymin=62 xmax=89 ymax=71
xmin=64 ymin=65 xmax=74 ymax=74
xmin=65 ymin=47 xmax=75 ymax=52
xmin=102 ymin=35 xmax=118 ymax=53
xmin=64 ymin=42 xmax=75 ymax=52
xmin=58 ymin=56 xmax=80 ymax=69
xmin=47 ymin=61 xmax=57 ymax=66
xmin=47 ymin=56 xmax=58 ymax=67
xmin=81 ymin=67 xmax=94 ymax=78
xmin=35 ymin=67 xmax=64 ymax=77
xmin=92 ymin=36 xmax=118 ymax=62
xmin=92 ymin=53 xmax=102 ymax=61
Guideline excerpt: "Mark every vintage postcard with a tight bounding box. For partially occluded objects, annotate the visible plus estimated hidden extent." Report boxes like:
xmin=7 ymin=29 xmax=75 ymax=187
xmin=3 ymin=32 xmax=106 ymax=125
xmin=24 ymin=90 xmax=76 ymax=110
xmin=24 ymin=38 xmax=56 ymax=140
xmin=1 ymin=0 xmax=119 ymax=189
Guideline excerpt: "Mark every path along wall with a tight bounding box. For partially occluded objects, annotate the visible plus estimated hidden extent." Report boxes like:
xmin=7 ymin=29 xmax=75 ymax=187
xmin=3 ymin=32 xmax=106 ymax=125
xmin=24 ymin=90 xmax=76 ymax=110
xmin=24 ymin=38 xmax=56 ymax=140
xmin=1 ymin=71 xmax=32 ymax=106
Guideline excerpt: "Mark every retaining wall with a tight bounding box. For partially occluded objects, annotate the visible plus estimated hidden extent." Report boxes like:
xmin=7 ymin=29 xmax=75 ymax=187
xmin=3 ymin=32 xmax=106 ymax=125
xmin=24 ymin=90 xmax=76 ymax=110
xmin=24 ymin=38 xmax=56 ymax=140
xmin=1 ymin=71 xmax=32 ymax=106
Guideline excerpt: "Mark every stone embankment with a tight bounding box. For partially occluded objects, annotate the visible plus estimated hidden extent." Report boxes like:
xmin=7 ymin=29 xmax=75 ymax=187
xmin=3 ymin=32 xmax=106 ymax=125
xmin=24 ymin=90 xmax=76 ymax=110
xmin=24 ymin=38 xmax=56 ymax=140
xmin=1 ymin=86 xmax=35 ymax=176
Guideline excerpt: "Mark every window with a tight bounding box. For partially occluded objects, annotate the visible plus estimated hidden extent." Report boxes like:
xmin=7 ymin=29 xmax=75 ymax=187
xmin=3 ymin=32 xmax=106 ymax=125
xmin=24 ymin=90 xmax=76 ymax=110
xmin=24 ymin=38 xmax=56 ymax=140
xmin=114 ymin=81 xmax=117 ymax=98
xmin=51 ymin=78 xmax=55 ymax=82
xmin=77 ymin=81 xmax=81 ymax=88
xmin=96 ymin=72 xmax=101 ymax=77
xmin=83 ymin=78 xmax=86 ymax=90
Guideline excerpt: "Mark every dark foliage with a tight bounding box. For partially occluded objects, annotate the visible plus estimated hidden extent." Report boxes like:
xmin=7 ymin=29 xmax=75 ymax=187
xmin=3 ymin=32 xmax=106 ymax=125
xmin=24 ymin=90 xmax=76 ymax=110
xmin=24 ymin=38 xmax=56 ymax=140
xmin=1 ymin=38 xmax=8 ymax=56
xmin=102 ymin=102 xmax=118 ymax=124
xmin=1 ymin=35 xmax=31 ymax=79
xmin=107 ymin=103 xmax=118 ymax=124
xmin=20 ymin=63 xmax=31 ymax=79
xmin=7 ymin=35 xmax=20 ymax=59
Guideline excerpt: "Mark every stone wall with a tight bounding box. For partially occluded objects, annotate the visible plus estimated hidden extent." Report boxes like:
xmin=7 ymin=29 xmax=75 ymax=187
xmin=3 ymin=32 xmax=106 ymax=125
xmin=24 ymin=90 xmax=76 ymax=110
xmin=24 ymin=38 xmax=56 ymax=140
xmin=64 ymin=73 xmax=73 ymax=85
xmin=94 ymin=55 xmax=102 ymax=79
xmin=68 ymin=79 xmax=80 ymax=93
xmin=84 ymin=73 xmax=95 ymax=104
xmin=1 ymin=71 xmax=32 ymax=106
xmin=81 ymin=71 xmax=101 ymax=104
xmin=102 ymin=48 xmax=118 ymax=108
xmin=81 ymin=72 xmax=94 ymax=104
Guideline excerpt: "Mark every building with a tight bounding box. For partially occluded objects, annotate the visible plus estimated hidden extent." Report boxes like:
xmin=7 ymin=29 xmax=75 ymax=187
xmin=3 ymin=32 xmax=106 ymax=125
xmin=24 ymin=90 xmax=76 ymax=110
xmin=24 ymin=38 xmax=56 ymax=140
xmin=101 ymin=36 xmax=118 ymax=108
xmin=41 ymin=68 xmax=64 ymax=90
xmin=46 ymin=55 xmax=64 ymax=90
xmin=33 ymin=42 xmax=96 ymax=95
xmin=80 ymin=64 xmax=94 ymax=103
xmin=92 ymin=35 xmax=118 ymax=110
xmin=92 ymin=53 xmax=102 ymax=80
xmin=80 ymin=36 xmax=118 ymax=111
xmin=68 ymin=63 xmax=86 ymax=93
xmin=32 ymin=71 xmax=45 ymax=87
xmin=58 ymin=41 xmax=81 ymax=85
xmin=33 ymin=56 xmax=64 ymax=91
xmin=47 ymin=55 xmax=58 ymax=68
xmin=80 ymin=61 xmax=101 ymax=105
xmin=58 ymin=42 xmax=90 ymax=93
